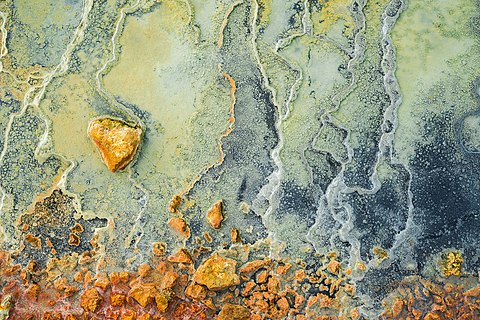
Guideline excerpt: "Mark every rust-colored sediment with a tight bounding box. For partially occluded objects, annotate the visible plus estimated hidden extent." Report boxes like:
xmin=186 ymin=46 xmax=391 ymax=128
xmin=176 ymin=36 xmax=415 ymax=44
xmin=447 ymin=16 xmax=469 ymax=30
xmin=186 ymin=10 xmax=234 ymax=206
xmin=0 ymin=244 xmax=365 ymax=319
xmin=2 ymin=193 xmax=478 ymax=320
xmin=382 ymin=276 xmax=480 ymax=319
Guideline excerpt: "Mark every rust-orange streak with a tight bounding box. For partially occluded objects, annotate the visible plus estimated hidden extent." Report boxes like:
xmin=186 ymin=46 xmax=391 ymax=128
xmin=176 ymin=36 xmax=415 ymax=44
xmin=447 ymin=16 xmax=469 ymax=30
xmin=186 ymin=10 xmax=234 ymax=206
xmin=176 ymin=72 xmax=237 ymax=200
xmin=217 ymin=72 xmax=236 ymax=164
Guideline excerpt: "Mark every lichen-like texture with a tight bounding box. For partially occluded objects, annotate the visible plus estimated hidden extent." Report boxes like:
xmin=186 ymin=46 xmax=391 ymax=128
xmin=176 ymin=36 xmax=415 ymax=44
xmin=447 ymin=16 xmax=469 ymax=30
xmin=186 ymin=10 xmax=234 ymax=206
xmin=0 ymin=0 xmax=479 ymax=319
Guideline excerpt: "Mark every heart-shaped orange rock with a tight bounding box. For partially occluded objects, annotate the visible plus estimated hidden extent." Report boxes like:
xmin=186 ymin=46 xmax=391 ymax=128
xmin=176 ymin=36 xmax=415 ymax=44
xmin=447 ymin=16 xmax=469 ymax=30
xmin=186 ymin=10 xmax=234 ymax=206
xmin=88 ymin=118 xmax=142 ymax=172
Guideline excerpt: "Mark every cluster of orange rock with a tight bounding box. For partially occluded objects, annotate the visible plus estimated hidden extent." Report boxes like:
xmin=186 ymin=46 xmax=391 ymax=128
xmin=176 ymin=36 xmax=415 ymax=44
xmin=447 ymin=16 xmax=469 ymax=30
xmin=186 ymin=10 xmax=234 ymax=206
xmin=3 ymin=239 xmax=480 ymax=320
xmin=0 ymin=238 xmax=364 ymax=320
xmin=167 ymin=195 xmax=225 ymax=243
xmin=74 ymin=248 xmax=360 ymax=320
xmin=382 ymin=276 xmax=480 ymax=320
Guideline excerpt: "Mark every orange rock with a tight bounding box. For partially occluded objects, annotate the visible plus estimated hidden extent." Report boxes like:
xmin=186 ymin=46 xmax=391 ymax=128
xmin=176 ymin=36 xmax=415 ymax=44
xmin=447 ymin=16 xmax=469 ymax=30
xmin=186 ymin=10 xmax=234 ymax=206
xmin=168 ymin=218 xmax=190 ymax=238
xmin=68 ymin=233 xmax=80 ymax=246
xmin=241 ymin=281 xmax=256 ymax=296
xmin=65 ymin=286 xmax=78 ymax=297
xmin=391 ymin=299 xmax=404 ymax=317
xmin=168 ymin=195 xmax=182 ymax=213
xmin=193 ymin=253 xmax=240 ymax=290
xmin=412 ymin=309 xmax=422 ymax=318
xmin=294 ymin=269 xmax=306 ymax=282
xmin=109 ymin=272 xmax=121 ymax=285
xmin=120 ymin=309 xmax=136 ymax=320
xmin=138 ymin=264 xmax=152 ymax=278
xmin=276 ymin=263 xmax=291 ymax=276
xmin=231 ymin=228 xmax=241 ymax=243
xmin=267 ymin=277 xmax=280 ymax=294
xmin=344 ymin=283 xmax=355 ymax=296
xmin=42 ymin=312 xmax=62 ymax=320
xmin=351 ymin=308 xmax=360 ymax=320
xmin=327 ymin=259 xmax=341 ymax=274
xmin=128 ymin=283 xmax=157 ymax=307
xmin=70 ymin=223 xmax=84 ymax=233
xmin=27 ymin=260 xmax=38 ymax=273
xmin=94 ymin=274 xmax=110 ymax=291
xmin=255 ymin=298 xmax=269 ymax=312
xmin=185 ymin=282 xmax=207 ymax=300
xmin=53 ymin=277 xmax=67 ymax=291
xmin=207 ymin=200 xmax=224 ymax=229
xmin=173 ymin=301 xmax=207 ymax=320
xmin=204 ymin=298 xmax=216 ymax=311
xmin=464 ymin=286 xmax=480 ymax=296
xmin=152 ymin=242 xmax=166 ymax=256
xmin=74 ymin=271 xmax=83 ymax=283
xmin=256 ymin=270 xmax=268 ymax=284
xmin=355 ymin=261 xmax=366 ymax=271
xmin=88 ymin=118 xmax=142 ymax=172
xmin=110 ymin=293 xmax=126 ymax=307
xmin=424 ymin=312 xmax=441 ymax=320
xmin=156 ymin=261 xmax=167 ymax=274
xmin=168 ymin=248 xmax=193 ymax=264
xmin=277 ymin=297 xmax=289 ymax=311
xmin=161 ymin=271 xmax=178 ymax=290
xmin=20 ymin=269 xmax=28 ymax=284
xmin=239 ymin=259 xmax=271 ymax=275
xmin=25 ymin=283 xmax=41 ymax=301
xmin=294 ymin=294 xmax=304 ymax=308
xmin=203 ymin=232 xmax=213 ymax=243
xmin=217 ymin=303 xmax=250 ymax=320
xmin=24 ymin=233 xmax=41 ymax=249
xmin=81 ymin=287 xmax=103 ymax=312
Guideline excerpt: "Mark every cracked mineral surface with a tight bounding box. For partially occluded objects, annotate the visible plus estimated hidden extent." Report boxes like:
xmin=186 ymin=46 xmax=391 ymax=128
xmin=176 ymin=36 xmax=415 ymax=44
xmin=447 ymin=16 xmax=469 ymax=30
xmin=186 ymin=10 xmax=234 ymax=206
xmin=0 ymin=0 xmax=479 ymax=319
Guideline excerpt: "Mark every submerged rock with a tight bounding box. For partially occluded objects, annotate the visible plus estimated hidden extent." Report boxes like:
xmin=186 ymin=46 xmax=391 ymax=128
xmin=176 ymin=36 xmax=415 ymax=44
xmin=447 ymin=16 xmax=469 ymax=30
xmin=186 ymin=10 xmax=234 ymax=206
xmin=88 ymin=118 xmax=142 ymax=172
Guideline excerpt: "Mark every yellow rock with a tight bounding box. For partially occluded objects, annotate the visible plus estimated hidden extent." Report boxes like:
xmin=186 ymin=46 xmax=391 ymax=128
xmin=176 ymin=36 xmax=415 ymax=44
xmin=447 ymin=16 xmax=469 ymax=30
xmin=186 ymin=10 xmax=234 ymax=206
xmin=440 ymin=251 xmax=463 ymax=277
xmin=217 ymin=303 xmax=250 ymax=320
xmin=193 ymin=253 xmax=240 ymax=290
xmin=155 ymin=291 xmax=171 ymax=313
xmin=88 ymin=118 xmax=142 ymax=172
